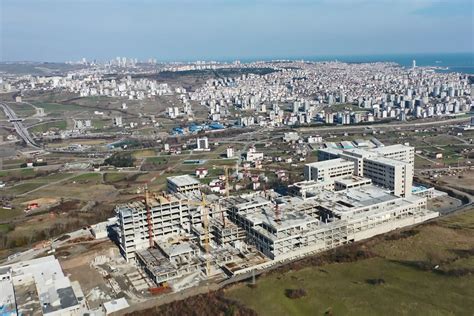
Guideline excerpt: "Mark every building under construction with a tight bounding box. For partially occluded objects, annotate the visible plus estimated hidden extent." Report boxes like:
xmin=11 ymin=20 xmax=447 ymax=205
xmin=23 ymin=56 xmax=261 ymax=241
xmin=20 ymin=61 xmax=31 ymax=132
xmin=115 ymin=171 xmax=438 ymax=287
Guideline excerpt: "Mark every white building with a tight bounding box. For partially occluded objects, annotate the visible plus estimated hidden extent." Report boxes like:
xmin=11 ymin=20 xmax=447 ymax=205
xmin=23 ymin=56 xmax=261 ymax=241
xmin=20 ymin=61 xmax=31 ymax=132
xmin=304 ymin=158 xmax=355 ymax=182
xmin=226 ymin=146 xmax=234 ymax=158
xmin=317 ymin=143 xmax=415 ymax=197
xmin=196 ymin=137 xmax=209 ymax=151
xmin=363 ymin=156 xmax=413 ymax=197
xmin=114 ymin=116 xmax=123 ymax=127
xmin=0 ymin=256 xmax=87 ymax=316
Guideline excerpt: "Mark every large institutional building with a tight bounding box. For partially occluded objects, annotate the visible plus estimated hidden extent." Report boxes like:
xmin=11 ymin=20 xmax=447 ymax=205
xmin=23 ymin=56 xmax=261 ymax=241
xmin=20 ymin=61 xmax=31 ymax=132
xmin=311 ymin=144 xmax=415 ymax=197
xmin=113 ymin=143 xmax=437 ymax=285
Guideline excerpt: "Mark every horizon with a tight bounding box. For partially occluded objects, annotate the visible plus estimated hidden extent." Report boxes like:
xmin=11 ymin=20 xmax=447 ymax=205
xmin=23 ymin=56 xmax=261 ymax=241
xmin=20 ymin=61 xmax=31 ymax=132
xmin=1 ymin=0 xmax=473 ymax=62
xmin=1 ymin=51 xmax=473 ymax=64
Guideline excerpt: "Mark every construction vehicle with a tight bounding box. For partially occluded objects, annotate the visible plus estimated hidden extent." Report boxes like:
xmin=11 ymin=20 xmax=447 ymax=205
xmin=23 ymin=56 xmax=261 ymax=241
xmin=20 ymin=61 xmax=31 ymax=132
xmin=148 ymin=282 xmax=171 ymax=295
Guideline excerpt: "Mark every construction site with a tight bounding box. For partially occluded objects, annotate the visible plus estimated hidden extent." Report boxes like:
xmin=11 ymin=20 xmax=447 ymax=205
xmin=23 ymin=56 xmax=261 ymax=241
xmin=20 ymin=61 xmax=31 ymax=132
xmin=112 ymin=144 xmax=440 ymax=295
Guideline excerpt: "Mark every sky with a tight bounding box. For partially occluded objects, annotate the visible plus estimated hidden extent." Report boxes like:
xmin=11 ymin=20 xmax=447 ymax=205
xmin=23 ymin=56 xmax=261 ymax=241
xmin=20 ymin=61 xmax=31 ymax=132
xmin=1 ymin=0 xmax=473 ymax=62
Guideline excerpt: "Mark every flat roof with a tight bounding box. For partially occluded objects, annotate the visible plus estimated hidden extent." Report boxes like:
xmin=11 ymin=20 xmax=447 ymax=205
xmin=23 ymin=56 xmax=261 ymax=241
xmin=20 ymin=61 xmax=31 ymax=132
xmin=158 ymin=242 xmax=195 ymax=257
xmin=341 ymin=148 xmax=375 ymax=158
xmin=167 ymin=175 xmax=201 ymax=187
xmin=335 ymin=176 xmax=372 ymax=185
xmin=104 ymin=298 xmax=129 ymax=314
xmin=365 ymin=155 xmax=409 ymax=167
xmin=371 ymin=144 xmax=412 ymax=154
xmin=305 ymin=158 xmax=353 ymax=168
xmin=0 ymin=256 xmax=81 ymax=315
xmin=320 ymin=147 xmax=343 ymax=155
xmin=315 ymin=185 xmax=400 ymax=214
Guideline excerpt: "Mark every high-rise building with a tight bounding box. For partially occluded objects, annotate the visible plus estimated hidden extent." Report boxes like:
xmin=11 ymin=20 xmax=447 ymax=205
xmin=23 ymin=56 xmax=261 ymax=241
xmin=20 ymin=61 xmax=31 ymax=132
xmin=226 ymin=146 xmax=234 ymax=158
xmin=196 ymin=137 xmax=209 ymax=151
xmin=114 ymin=116 xmax=123 ymax=127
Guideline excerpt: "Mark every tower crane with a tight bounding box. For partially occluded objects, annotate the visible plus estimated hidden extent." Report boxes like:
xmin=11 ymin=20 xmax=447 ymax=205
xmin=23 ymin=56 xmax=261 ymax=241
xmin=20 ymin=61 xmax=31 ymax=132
xmin=182 ymin=193 xmax=212 ymax=276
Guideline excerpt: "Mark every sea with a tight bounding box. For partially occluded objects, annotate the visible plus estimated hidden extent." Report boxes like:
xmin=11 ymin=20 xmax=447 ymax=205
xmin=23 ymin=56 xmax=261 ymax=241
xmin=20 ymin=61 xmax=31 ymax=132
xmin=236 ymin=52 xmax=474 ymax=74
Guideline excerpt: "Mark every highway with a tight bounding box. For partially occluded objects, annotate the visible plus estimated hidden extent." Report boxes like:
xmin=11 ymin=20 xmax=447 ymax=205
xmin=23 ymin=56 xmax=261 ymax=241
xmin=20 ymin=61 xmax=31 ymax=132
xmin=297 ymin=116 xmax=470 ymax=133
xmin=0 ymin=102 xmax=40 ymax=148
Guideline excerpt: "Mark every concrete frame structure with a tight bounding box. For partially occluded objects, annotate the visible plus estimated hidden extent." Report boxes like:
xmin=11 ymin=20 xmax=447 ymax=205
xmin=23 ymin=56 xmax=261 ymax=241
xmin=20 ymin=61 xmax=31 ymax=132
xmin=115 ymin=143 xmax=438 ymax=285
xmin=167 ymin=175 xmax=201 ymax=194
xmin=226 ymin=186 xmax=437 ymax=260
xmin=116 ymin=194 xmax=199 ymax=261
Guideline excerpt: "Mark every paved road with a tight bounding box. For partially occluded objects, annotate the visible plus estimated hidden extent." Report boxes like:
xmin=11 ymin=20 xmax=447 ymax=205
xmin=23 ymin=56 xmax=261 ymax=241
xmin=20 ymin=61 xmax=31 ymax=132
xmin=0 ymin=102 xmax=40 ymax=148
xmin=297 ymin=116 xmax=470 ymax=133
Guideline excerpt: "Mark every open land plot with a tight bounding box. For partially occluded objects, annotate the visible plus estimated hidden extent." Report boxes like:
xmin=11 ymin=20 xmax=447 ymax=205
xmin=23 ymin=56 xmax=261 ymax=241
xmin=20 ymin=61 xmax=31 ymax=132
xmin=1 ymin=182 xmax=47 ymax=196
xmin=0 ymin=200 xmax=115 ymax=259
xmin=436 ymin=170 xmax=474 ymax=193
xmin=0 ymin=209 xmax=22 ymax=221
xmin=224 ymin=208 xmax=474 ymax=316
xmin=32 ymin=102 xmax=103 ymax=118
xmin=30 ymin=120 xmax=68 ymax=133
xmin=428 ymin=196 xmax=462 ymax=214
xmin=24 ymin=180 xmax=119 ymax=202
xmin=6 ymin=102 xmax=36 ymax=117
xmin=0 ymin=167 xmax=37 ymax=178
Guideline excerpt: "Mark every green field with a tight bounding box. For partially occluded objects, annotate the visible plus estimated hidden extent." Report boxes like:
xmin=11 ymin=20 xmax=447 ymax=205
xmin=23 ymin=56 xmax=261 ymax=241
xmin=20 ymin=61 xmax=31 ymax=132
xmin=103 ymin=172 xmax=129 ymax=183
xmin=27 ymin=172 xmax=74 ymax=183
xmin=0 ymin=223 xmax=13 ymax=233
xmin=145 ymin=156 xmax=169 ymax=164
xmin=70 ymin=173 xmax=102 ymax=183
xmin=34 ymin=102 xmax=86 ymax=113
xmin=0 ymin=209 xmax=22 ymax=221
xmin=92 ymin=119 xmax=109 ymax=129
xmin=226 ymin=209 xmax=474 ymax=315
xmin=0 ymin=168 xmax=36 ymax=178
xmin=8 ymin=103 xmax=36 ymax=117
xmin=30 ymin=120 xmax=67 ymax=133
xmin=1 ymin=182 xmax=46 ymax=195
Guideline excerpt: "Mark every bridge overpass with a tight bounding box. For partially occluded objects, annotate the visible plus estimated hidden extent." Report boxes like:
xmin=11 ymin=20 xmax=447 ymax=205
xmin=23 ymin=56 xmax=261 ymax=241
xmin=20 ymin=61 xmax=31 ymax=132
xmin=0 ymin=102 xmax=40 ymax=148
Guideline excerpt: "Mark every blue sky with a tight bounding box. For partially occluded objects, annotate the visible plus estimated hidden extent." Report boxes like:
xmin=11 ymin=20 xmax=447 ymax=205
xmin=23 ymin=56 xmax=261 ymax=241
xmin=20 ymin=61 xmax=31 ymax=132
xmin=1 ymin=0 xmax=473 ymax=62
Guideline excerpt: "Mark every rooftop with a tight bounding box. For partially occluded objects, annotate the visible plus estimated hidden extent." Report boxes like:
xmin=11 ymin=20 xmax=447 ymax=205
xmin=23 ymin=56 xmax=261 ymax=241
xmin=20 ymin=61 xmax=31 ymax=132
xmin=305 ymin=158 xmax=353 ymax=168
xmin=0 ymin=256 xmax=83 ymax=315
xmin=167 ymin=174 xmax=201 ymax=187
xmin=365 ymin=155 xmax=409 ymax=167
xmin=371 ymin=144 xmax=412 ymax=154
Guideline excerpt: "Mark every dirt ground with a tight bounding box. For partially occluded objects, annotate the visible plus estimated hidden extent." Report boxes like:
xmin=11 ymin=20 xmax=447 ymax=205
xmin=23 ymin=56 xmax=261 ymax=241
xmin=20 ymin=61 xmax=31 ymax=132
xmin=21 ymin=197 xmax=58 ymax=206
xmin=428 ymin=196 xmax=462 ymax=214
xmin=439 ymin=170 xmax=474 ymax=192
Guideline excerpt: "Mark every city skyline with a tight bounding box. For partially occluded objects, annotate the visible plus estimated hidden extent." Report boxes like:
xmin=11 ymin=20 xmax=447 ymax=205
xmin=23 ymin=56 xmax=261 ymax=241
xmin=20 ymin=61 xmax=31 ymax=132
xmin=1 ymin=0 xmax=473 ymax=62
